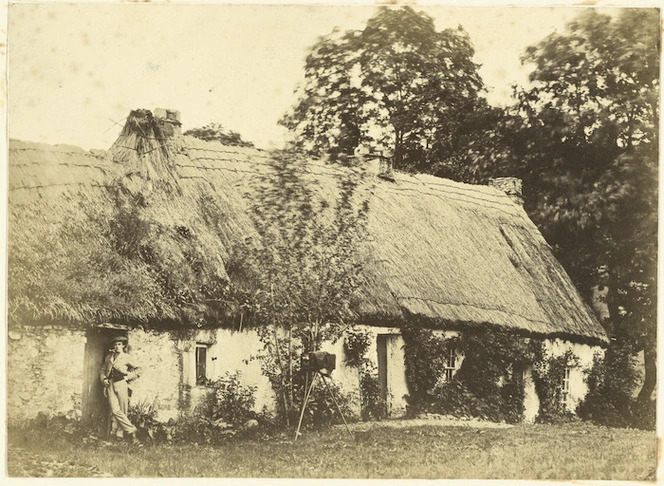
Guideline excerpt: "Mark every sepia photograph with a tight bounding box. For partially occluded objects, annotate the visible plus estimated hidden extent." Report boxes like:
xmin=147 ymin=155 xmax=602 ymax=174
xmin=4 ymin=0 xmax=659 ymax=480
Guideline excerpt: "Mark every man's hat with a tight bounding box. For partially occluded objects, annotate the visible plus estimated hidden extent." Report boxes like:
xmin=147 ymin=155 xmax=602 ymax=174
xmin=110 ymin=335 xmax=128 ymax=344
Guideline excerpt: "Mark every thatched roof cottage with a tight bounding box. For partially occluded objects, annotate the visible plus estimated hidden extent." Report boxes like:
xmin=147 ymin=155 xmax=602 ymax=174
xmin=8 ymin=109 xmax=607 ymax=425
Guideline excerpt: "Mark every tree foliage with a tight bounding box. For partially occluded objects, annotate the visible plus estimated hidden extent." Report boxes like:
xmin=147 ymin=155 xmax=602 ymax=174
xmin=184 ymin=122 xmax=254 ymax=148
xmin=496 ymin=9 xmax=658 ymax=407
xmin=281 ymin=6 xmax=488 ymax=172
xmin=227 ymin=151 xmax=370 ymax=425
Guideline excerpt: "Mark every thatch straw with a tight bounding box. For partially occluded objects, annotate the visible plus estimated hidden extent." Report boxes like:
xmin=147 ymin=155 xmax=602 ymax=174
xmin=8 ymin=109 xmax=607 ymax=344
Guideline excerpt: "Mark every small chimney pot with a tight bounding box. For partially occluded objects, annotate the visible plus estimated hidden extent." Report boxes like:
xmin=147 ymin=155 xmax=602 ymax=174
xmin=489 ymin=177 xmax=523 ymax=206
xmin=154 ymin=107 xmax=182 ymax=137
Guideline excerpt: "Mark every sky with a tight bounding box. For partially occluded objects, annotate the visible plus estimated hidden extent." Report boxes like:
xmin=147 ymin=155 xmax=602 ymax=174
xmin=7 ymin=2 xmax=626 ymax=151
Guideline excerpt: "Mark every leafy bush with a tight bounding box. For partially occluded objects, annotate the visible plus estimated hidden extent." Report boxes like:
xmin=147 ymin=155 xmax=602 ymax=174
xmin=358 ymin=363 xmax=387 ymax=421
xmin=172 ymin=372 xmax=263 ymax=444
xmin=431 ymin=381 xmax=499 ymax=420
xmin=576 ymin=343 xmax=651 ymax=429
xmin=171 ymin=412 xmax=220 ymax=445
xmin=343 ymin=327 xmax=385 ymax=421
xmin=127 ymin=398 xmax=175 ymax=444
xmin=631 ymin=399 xmax=656 ymax=431
xmin=297 ymin=376 xmax=357 ymax=430
xmin=210 ymin=371 xmax=258 ymax=427
xmin=127 ymin=398 xmax=159 ymax=428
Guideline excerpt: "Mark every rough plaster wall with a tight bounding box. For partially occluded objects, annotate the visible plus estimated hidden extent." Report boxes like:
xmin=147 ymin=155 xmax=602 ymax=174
xmin=544 ymin=339 xmax=604 ymax=412
xmin=179 ymin=325 xmax=408 ymax=418
xmin=386 ymin=334 xmax=408 ymax=415
xmin=522 ymin=365 xmax=540 ymax=422
xmin=213 ymin=329 xmax=275 ymax=413
xmin=182 ymin=329 xmax=275 ymax=413
xmin=320 ymin=337 xmax=361 ymax=416
xmin=127 ymin=329 xmax=180 ymax=422
xmin=7 ymin=325 xmax=86 ymax=423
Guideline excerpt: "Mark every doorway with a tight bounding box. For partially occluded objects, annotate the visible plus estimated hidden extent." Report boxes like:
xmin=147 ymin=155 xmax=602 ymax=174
xmin=81 ymin=325 xmax=129 ymax=434
xmin=376 ymin=334 xmax=391 ymax=417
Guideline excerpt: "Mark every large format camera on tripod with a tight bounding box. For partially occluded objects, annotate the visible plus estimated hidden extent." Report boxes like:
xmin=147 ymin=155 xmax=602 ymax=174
xmin=295 ymin=351 xmax=353 ymax=440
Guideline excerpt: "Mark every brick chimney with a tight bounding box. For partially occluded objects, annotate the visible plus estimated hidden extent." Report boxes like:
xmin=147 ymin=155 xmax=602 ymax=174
xmin=489 ymin=177 xmax=523 ymax=206
xmin=153 ymin=108 xmax=182 ymax=137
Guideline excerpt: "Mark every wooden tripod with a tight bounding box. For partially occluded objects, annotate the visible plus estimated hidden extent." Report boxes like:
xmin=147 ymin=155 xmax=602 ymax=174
xmin=294 ymin=371 xmax=354 ymax=441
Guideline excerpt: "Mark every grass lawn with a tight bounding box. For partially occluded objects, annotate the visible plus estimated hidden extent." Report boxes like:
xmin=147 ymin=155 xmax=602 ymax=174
xmin=7 ymin=420 xmax=657 ymax=480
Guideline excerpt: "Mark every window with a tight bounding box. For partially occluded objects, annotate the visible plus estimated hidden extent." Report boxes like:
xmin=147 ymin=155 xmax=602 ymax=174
xmin=561 ymin=367 xmax=571 ymax=407
xmin=195 ymin=343 xmax=209 ymax=385
xmin=444 ymin=347 xmax=458 ymax=382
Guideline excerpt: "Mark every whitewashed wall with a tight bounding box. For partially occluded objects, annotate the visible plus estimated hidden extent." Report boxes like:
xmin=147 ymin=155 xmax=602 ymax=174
xmin=522 ymin=365 xmax=540 ymax=422
xmin=319 ymin=336 xmax=361 ymax=415
xmin=139 ymin=332 xmax=603 ymax=422
xmin=543 ymin=338 xmax=604 ymax=413
xmin=179 ymin=328 xmax=275 ymax=414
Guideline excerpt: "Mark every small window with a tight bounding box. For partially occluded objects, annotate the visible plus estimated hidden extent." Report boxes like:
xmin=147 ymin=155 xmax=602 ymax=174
xmin=444 ymin=347 xmax=459 ymax=382
xmin=196 ymin=343 xmax=210 ymax=386
xmin=561 ymin=367 xmax=571 ymax=407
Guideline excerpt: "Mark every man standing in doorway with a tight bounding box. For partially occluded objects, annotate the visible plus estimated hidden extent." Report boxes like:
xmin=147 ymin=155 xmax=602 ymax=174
xmin=99 ymin=335 xmax=141 ymax=444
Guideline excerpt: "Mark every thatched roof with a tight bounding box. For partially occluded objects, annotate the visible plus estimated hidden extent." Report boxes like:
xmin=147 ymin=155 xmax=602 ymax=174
xmin=8 ymin=109 xmax=608 ymax=344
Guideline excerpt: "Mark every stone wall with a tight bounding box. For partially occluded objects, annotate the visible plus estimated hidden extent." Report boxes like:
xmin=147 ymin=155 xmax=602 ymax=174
xmin=126 ymin=328 xmax=181 ymax=422
xmin=7 ymin=325 xmax=86 ymax=423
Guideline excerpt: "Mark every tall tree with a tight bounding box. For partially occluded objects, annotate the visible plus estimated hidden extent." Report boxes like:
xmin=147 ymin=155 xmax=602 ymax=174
xmin=507 ymin=9 xmax=658 ymax=407
xmin=226 ymin=151 xmax=370 ymax=425
xmin=281 ymin=6 xmax=487 ymax=172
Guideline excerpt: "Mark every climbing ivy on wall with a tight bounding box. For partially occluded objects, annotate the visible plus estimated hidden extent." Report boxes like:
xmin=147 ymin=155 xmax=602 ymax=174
xmin=401 ymin=325 xmax=454 ymax=413
xmin=401 ymin=325 xmax=580 ymax=424
xmin=343 ymin=327 xmax=386 ymax=421
xmin=451 ymin=329 xmax=536 ymax=423
xmin=531 ymin=348 xmax=580 ymax=423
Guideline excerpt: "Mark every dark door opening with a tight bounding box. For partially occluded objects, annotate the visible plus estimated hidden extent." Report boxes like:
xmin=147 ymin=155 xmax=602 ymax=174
xmin=376 ymin=334 xmax=389 ymax=417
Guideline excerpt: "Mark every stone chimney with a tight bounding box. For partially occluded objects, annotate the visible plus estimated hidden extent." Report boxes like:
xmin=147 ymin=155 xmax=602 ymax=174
xmin=154 ymin=108 xmax=182 ymax=137
xmin=489 ymin=177 xmax=523 ymax=206
xmin=354 ymin=144 xmax=395 ymax=182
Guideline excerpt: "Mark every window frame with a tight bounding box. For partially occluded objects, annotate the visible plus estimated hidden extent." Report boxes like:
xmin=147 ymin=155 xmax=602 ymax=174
xmin=444 ymin=346 xmax=459 ymax=382
xmin=561 ymin=366 xmax=571 ymax=407
xmin=195 ymin=343 xmax=211 ymax=386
